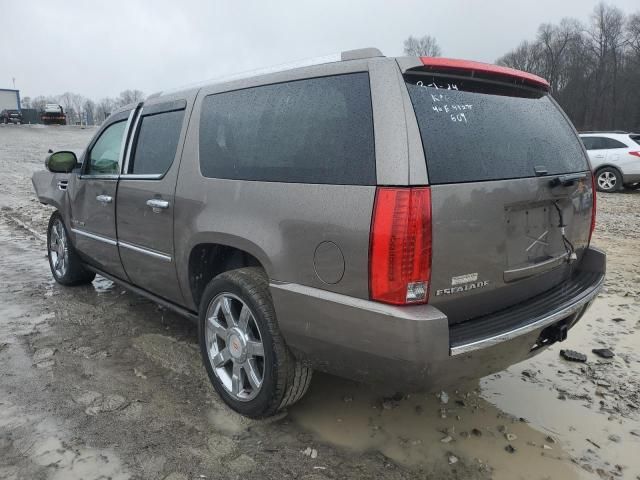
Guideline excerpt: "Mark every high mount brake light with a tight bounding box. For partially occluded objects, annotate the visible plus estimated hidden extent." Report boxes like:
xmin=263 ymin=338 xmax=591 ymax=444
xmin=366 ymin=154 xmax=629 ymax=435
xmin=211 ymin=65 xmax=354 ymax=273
xmin=369 ymin=187 xmax=432 ymax=305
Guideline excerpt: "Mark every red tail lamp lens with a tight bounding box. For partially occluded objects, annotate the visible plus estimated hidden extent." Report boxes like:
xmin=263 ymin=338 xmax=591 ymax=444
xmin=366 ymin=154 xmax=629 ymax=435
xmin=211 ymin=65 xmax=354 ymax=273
xmin=369 ymin=187 xmax=432 ymax=305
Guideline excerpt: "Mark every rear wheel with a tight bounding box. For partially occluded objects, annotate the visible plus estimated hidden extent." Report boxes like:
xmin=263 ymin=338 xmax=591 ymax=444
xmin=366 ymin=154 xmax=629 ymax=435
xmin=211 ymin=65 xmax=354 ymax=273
xmin=47 ymin=212 xmax=95 ymax=286
xmin=198 ymin=267 xmax=312 ymax=418
xmin=596 ymin=167 xmax=622 ymax=192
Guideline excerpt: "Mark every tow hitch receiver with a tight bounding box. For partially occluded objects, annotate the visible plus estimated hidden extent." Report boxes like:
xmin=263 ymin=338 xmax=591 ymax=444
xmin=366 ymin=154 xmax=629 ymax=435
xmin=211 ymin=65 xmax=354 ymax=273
xmin=531 ymin=321 xmax=568 ymax=351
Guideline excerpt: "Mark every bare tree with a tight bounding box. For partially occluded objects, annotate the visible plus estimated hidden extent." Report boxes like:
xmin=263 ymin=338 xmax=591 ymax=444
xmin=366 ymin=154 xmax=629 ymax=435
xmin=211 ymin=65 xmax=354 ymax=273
xmin=116 ymin=89 xmax=145 ymax=107
xmin=83 ymin=99 xmax=96 ymax=125
xmin=403 ymin=35 xmax=442 ymax=57
xmin=496 ymin=3 xmax=640 ymax=132
xmin=96 ymin=97 xmax=116 ymax=123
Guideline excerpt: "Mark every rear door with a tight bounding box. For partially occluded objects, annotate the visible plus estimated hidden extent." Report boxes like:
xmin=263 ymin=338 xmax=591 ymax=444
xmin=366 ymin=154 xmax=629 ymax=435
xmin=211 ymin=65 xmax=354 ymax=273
xmin=581 ymin=136 xmax=609 ymax=169
xmin=403 ymin=70 xmax=593 ymax=324
xmin=116 ymin=99 xmax=188 ymax=303
xmin=68 ymin=110 xmax=132 ymax=279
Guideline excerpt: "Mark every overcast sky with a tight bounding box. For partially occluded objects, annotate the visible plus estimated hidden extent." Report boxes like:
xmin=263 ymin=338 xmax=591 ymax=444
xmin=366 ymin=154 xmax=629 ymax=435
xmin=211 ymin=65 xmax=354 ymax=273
xmin=1 ymin=0 xmax=638 ymax=100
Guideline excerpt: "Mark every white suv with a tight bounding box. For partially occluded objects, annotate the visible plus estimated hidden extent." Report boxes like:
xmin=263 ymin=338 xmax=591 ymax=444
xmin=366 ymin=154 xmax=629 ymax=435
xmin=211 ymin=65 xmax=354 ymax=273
xmin=580 ymin=132 xmax=640 ymax=192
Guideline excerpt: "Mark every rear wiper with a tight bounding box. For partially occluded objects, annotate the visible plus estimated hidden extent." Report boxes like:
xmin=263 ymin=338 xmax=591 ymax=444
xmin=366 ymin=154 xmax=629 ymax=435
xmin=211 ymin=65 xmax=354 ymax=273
xmin=549 ymin=172 xmax=587 ymax=187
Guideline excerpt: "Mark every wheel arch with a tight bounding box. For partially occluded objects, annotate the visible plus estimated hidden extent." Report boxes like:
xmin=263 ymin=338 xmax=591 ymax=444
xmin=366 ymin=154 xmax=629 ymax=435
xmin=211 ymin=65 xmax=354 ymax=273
xmin=187 ymin=239 xmax=271 ymax=308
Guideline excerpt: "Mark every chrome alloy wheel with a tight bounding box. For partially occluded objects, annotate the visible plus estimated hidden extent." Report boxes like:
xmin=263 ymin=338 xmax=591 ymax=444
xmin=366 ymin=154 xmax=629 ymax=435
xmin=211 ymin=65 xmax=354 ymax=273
xmin=598 ymin=171 xmax=617 ymax=191
xmin=49 ymin=219 xmax=68 ymax=278
xmin=205 ymin=293 xmax=265 ymax=401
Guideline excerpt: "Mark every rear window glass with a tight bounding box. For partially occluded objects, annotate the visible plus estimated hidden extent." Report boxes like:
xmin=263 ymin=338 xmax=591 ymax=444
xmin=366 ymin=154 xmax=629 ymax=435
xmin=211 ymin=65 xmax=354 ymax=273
xmin=130 ymin=109 xmax=185 ymax=175
xmin=199 ymin=73 xmax=375 ymax=185
xmin=405 ymin=74 xmax=589 ymax=184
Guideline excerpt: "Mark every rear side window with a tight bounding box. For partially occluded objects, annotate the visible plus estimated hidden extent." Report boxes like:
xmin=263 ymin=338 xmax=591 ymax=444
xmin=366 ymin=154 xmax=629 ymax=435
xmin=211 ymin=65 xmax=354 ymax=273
xmin=582 ymin=136 xmax=628 ymax=150
xmin=630 ymin=134 xmax=640 ymax=146
xmin=405 ymin=74 xmax=588 ymax=184
xmin=199 ymin=73 xmax=375 ymax=185
xmin=130 ymin=109 xmax=185 ymax=175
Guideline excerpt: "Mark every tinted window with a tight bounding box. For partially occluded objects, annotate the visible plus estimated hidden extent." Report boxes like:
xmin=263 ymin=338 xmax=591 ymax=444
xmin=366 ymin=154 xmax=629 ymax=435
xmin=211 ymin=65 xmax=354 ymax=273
xmin=87 ymin=120 xmax=127 ymax=175
xmin=405 ymin=75 xmax=589 ymax=184
xmin=601 ymin=137 xmax=627 ymax=149
xmin=630 ymin=134 xmax=640 ymax=145
xmin=582 ymin=136 xmax=627 ymax=150
xmin=581 ymin=137 xmax=598 ymax=150
xmin=199 ymin=73 xmax=375 ymax=185
xmin=130 ymin=109 xmax=185 ymax=175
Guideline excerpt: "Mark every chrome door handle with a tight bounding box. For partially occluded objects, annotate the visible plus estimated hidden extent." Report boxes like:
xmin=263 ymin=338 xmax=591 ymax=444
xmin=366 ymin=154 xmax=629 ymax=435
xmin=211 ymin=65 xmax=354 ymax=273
xmin=57 ymin=180 xmax=68 ymax=191
xmin=146 ymin=199 xmax=170 ymax=210
xmin=96 ymin=195 xmax=112 ymax=204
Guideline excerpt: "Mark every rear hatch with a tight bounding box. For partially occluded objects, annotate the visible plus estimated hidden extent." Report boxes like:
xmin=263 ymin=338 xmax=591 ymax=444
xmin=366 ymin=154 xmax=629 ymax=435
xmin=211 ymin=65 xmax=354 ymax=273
xmin=403 ymin=63 xmax=594 ymax=324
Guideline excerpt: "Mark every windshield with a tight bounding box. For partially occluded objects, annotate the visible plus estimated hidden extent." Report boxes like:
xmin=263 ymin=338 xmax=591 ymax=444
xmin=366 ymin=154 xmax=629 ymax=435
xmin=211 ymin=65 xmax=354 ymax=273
xmin=405 ymin=74 xmax=589 ymax=184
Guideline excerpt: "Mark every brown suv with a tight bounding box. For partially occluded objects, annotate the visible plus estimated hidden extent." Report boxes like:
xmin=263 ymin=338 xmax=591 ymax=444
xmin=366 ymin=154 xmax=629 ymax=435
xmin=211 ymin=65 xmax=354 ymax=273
xmin=33 ymin=48 xmax=605 ymax=418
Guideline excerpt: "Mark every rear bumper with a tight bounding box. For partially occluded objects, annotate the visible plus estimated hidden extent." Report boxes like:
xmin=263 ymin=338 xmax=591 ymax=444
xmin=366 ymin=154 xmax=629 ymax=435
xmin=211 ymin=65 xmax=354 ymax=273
xmin=271 ymin=246 xmax=605 ymax=389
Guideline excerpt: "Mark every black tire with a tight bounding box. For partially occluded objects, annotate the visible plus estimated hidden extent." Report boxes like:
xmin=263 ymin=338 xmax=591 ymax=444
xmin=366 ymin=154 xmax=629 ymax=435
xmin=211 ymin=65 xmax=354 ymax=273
xmin=198 ymin=267 xmax=312 ymax=418
xmin=47 ymin=212 xmax=95 ymax=286
xmin=595 ymin=167 xmax=622 ymax=192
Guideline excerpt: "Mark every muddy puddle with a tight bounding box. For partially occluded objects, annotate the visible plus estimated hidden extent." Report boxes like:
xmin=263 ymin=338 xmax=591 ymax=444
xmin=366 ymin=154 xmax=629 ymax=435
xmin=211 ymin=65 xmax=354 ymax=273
xmin=291 ymin=295 xmax=640 ymax=479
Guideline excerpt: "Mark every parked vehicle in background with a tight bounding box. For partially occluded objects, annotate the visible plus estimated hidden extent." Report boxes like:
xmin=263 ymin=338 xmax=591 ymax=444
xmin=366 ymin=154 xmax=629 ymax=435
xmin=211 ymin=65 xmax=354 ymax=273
xmin=1 ymin=109 xmax=22 ymax=124
xmin=32 ymin=48 xmax=605 ymax=418
xmin=579 ymin=132 xmax=640 ymax=192
xmin=41 ymin=104 xmax=66 ymax=125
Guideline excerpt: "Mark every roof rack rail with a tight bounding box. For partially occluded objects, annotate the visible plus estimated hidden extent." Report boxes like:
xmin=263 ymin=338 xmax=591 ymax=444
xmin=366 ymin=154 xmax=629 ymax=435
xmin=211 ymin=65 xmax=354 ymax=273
xmin=579 ymin=130 xmax=628 ymax=134
xmin=152 ymin=47 xmax=384 ymax=97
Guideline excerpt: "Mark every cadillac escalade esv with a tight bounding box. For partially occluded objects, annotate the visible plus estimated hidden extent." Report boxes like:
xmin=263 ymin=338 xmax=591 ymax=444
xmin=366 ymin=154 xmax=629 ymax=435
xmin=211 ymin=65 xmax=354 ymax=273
xmin=32 ymin=48 xmax=605 ymax=418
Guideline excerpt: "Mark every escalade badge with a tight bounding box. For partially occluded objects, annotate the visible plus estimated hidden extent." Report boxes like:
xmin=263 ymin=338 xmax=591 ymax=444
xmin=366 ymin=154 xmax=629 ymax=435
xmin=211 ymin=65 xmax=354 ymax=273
xmin=435 ymin=280 xmax=489 ymax=296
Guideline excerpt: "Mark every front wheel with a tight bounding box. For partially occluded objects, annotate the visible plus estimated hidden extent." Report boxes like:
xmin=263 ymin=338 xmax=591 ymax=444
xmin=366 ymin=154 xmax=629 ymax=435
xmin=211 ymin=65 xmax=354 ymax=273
xmin=596 ymin=167 xmax=622 ymax=192
xmin=47 ymin=212 xmax=95 ymax=285
xmin=199 ymin=267 xmax=312 ymax=418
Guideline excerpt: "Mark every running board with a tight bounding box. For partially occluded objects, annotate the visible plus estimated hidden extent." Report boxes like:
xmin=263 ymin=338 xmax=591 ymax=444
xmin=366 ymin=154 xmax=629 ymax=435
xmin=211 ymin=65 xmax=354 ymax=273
xmin=84 ymin=265 xmax=199 ymax=324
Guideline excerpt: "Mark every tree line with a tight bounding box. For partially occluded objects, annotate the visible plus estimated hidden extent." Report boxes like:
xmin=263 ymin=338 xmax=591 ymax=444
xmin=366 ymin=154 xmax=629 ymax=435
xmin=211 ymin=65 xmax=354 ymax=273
xmin=405 ymin=3 xmax=640 ymax=132
xmin=20 ymin=89 xmax=145 ymax=125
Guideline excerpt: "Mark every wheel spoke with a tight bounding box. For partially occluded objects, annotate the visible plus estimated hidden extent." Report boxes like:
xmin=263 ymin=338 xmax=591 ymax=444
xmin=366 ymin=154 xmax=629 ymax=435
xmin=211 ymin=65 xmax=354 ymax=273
xmin=221 ymin=296 xmax=236 ymax=326
xmin=211 ymin=347 xmax=231 ymax=368
xmin=207 ymin=315 xmax=227 ymax=338
xmin=244 ymin=360 xmax=261 ymax=390
xmin=246 ymin=340 xmax=264 ymax=357
xmin=231 ymin=362 xmax=242 ymax=395
xmin=237 ymin=305 xmax=250 ymax=333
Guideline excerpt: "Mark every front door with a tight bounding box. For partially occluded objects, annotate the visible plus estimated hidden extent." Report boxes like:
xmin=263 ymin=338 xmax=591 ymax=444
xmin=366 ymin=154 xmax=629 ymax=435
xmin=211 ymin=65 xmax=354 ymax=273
xmin=116 ymin=101 xmax=188 ymax=303
xmin=68 ymin=111 xmax=132 ymax=279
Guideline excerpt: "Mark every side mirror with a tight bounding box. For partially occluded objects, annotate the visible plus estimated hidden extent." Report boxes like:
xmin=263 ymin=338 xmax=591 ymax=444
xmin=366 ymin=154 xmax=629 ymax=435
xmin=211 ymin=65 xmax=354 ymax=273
xmin=46 ymin=151 xmax=78 ymax=173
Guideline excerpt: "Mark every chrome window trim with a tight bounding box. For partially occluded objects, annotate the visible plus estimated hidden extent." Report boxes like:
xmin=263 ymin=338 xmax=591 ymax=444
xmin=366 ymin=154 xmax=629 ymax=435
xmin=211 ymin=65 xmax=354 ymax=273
xmin=120 ymin=173 xmax=163 ymax=180
xmin=119 ymin=240 xmax=172 ymax=262
xmin=122 ymin=107 xmax=143 ymax=175
xmin=71 ymin=228 xmax=118 ymax=246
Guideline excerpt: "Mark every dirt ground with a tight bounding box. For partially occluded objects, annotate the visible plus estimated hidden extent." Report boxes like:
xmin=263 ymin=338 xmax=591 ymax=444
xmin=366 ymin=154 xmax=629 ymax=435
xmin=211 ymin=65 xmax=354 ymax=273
xmin=0 ymin=124 xmax=638 ymax=480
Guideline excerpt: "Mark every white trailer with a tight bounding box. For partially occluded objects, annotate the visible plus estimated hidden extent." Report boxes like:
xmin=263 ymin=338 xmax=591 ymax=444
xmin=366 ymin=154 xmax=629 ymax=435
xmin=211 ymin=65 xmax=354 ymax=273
xmin=0 ymin=89 xmax=20 ymax=111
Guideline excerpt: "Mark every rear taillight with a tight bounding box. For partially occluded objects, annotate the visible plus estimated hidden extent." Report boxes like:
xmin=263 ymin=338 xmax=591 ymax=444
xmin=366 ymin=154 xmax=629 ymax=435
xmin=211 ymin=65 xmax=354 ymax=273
xmin=369 ymin=187 xmax=432 ymax=305
xmin=589 ymin=173 xmax=597 ymax=244
xmin=629 ymin=151 xmax=640 ymax=158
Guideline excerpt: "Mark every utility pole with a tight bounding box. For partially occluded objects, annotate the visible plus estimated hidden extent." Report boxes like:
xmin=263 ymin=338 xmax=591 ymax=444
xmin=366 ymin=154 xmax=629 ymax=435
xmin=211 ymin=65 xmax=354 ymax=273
xmin=12 ymin=77 xmax=15 ymax=89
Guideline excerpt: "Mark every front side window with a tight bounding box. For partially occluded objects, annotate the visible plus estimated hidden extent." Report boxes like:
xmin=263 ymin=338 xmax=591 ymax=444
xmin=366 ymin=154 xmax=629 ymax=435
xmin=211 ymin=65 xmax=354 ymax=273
xmin=129 ymin=109 xmax=185 ymax=175
xmin=86 ymin=120 xmax=127 ymax=175
xmin=199 ymin=72 xmax=375 ymax=185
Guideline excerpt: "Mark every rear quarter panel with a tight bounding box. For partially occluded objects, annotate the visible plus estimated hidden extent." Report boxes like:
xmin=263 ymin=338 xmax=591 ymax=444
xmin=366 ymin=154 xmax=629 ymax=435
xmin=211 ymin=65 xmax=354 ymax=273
xmin=173 ymin=58 xmax=410 ymax=311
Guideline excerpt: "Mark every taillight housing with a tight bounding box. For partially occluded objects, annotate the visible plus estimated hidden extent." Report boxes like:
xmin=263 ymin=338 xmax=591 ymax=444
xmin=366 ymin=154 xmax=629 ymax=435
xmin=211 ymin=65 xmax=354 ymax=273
xmin=629 ymin=151 xmax=640 ymax=158
xmin=369 ymin=187 xmax=432 ymax=305
xmin=589 ymin=173 xmax=597 ymax=244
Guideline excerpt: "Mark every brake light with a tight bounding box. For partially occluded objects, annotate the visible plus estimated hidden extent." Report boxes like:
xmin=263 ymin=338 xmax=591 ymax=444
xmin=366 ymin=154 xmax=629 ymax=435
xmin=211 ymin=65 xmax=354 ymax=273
xmin=629 ymin=151 xmax=640 ymax=158
xmin=369 ymin=187 xmax=432 ymax=305
xmin=589 ymin=173 xmax=596 ymax=244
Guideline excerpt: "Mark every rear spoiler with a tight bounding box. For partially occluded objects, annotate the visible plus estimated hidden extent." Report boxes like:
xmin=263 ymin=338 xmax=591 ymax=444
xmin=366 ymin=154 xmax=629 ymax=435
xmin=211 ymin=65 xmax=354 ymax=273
xmin=397 ymin=56 xmax=550 ymax=91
